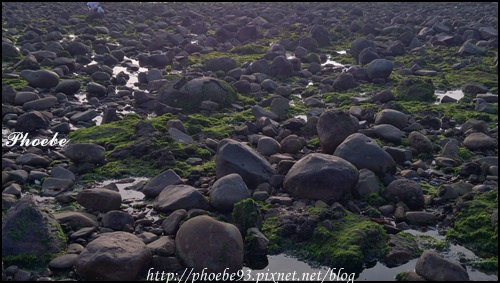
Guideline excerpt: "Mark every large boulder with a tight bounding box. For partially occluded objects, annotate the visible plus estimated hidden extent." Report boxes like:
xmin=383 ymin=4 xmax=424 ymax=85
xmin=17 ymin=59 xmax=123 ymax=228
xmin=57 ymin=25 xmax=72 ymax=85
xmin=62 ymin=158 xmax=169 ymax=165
xmin=317 ymin=110 xmax=359 ymax=154
xmin=269 ymin=56 xmax=294 ymax=79
xmin=374 ymin=109 xmax=408 ymax=130
xmin=463 ymin=132 xmax=497 ymax=151
xmin=332 ymin=73 xmax=358 ymax=91
xmin=20 ymin=69 xmax=60 ymax=88
xmin=415 ymin=250 xmax=469 ymax=281
xmin=351 ymin=38 xmax=376 ymax=64
xmin=358 ymin=47 xmax=380 ymax=65
xmin=236 ymin=25 xmax=261 ymax=43
xmin=158 ymin=77 xmax=237 ymax=112
xmin=64 ymin=143 xmax=105 ymax=164
xmin=15 ymin=111 xmax=50 ymax=132
xmin=333 ymin=133 xmax=396 ymax=177
xmin=77 ymin=188 xmax=122 ymax=212
xmin=141 ymin=169 xmax=184 ymax=198
xmin=383 ymin=179 xmax=424 ymax=210
xmin=408 ymin=131 xmax=434 ymax=154
xmin=366 ymin=59 xmax=394 ymax=81
xmin=216 ymin=139 xmax=276 ymax=189
xmin=209 ymin=173 xmax=251 ymax=211
xmin=283 ymin=153 xmax=359 ymax=201
xmin=153 ymin=184 xmax=209 ymax=212
xmin=372 ymin=124 xmax=405 ymax=144
xmin=2 ymin=196 xmax=66 ymax=260
xmin=75 ymin=232 xmax=152 ymax=281
xmin=175 ymin=215 xmax=244 ymax=273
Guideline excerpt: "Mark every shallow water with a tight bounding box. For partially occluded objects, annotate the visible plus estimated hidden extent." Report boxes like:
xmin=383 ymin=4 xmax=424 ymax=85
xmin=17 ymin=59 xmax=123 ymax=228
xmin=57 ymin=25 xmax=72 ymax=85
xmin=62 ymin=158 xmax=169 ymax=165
xmin=321 ymin=54 xmax=346 ymax=67
xmin=434 ymin=89 xmax=465 ymax=104
xmin=112 ymin=57 xmax=148 ymax=89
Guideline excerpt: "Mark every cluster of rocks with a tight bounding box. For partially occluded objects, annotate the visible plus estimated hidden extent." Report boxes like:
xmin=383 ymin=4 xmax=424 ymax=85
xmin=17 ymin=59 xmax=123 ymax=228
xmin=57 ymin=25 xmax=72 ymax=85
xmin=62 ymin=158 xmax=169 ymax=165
xmin=2 ymin=1 xmax=498 ymax=281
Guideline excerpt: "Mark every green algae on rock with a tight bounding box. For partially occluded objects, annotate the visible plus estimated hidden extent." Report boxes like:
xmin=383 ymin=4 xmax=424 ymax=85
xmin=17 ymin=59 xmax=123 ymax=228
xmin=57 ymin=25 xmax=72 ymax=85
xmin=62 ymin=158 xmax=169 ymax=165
xmin=158 ymin=77 xmax=238 ymax=113
xmin=447 ymin=188 xmax=498 ymax=257
xmin=261 ymin=205 xmax=388 ymax=274
xmin=394 ymin=78 xmax=436 ymax=102
xmin=2 ymin=196 xmax=67 ymax=269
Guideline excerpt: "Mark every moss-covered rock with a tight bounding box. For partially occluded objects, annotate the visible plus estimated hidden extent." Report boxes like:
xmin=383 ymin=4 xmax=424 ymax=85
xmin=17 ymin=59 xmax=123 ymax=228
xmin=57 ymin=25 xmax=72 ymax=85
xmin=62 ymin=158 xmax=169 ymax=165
xmin=232 ymin=199 xmax=262 ymax=235
xmin=261 ymin=205 xmax=388 ymax=274
xmin=158 ymin=77 xmax=238 ymax=113
xmin=447 ymin=189 xmax=498 ymax=256
xmin=230 ymin=44 xmax=267 ymax=55
xmin=394 ymin=78 xmax=435 ymax=102
xmin=2 ymin=195 xmax=67 ymax=269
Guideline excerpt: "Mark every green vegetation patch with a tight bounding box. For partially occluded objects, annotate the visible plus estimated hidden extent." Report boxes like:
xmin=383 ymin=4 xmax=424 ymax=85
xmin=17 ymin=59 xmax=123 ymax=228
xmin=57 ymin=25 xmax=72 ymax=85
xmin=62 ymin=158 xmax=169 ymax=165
xmin=230 ymin=44 xmax=268 ymax=55
xmin=447 ymin=189 xmax=498 ymax=256
xmin=68 ymin=106 xmax=255 ymax=182
xmin=394 ymin=101 xmax=498 ymax=125
xmin=262 ymin=206 xmax=388 ymax=274
xmin=394 ymin=78 xmax=436 ymax=102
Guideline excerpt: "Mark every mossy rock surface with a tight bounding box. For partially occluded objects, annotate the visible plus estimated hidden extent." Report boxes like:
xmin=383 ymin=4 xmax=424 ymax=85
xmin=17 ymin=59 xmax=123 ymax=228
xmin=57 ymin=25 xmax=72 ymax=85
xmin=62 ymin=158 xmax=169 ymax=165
xmin=158 ymin=77 xmax=238 ymax=113
xmin=2 ymin=195 xmax=67 ymax=268
xmin=394 ymin=78 xmax=435 ymax=102
xmin=230 ymin=44 xmax=267 ymax=55
xmin=447 ymin=189 xmax=498 ymax=256
xmin=262 ymin=205 xmax=388 ymax=274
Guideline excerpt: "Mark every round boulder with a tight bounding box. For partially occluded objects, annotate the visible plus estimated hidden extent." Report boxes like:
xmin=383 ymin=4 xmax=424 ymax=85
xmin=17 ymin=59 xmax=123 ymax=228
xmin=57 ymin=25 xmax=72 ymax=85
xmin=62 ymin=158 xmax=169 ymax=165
xmin=209 ymin=173 xmax=251 ymax=211
xmin=283 ymin=153 xmax=359 ymax=201
xmin=75 ymin=232 xmax=152 ymax=281
xmin=463 ymin=132 xmax=496 ymax=151
xmin=54 ymin=79 xmax=81 ymax=95
xmin=408 ymin=131 xmax=434 ymax=154
xmin=158 ymin=77 xmax=237 ymax=112
xmin=415 ymin=250 xmax=469 ymax=281
xmin=64 ymin=143 xmax=106 ymax=164
xmin=15 ymin=111 xmax=50 ymax=132
xmin=383 ymin=179 xmax=424 ymax=210
xmin=374 ymin=109 xmax=408 ymax=129
xmin=366 ymin=59 xmax=394 ymax=81
xmin=205 ymin=57 xmax=237 ymax=73
xmin=175 ymin=215 xmax=244 ymax=273
xmin=334 ymin=133 xmax=397 ymax=177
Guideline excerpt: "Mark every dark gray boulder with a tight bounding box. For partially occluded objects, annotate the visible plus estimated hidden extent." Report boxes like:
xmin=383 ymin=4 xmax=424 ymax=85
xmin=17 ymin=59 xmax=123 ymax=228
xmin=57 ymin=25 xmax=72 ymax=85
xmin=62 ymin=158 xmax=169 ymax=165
xmin=216 ymin=139 xmax=276 ymax=189
xmin=317 ymin=110 xmax=359 ymax=154
xmin=334 ymin=133 xmax=396 ymax=177
xmin=2 ymin=196 xmax=66 ymax=259
xmin=283 ymin=153 xmax=359 ymax=201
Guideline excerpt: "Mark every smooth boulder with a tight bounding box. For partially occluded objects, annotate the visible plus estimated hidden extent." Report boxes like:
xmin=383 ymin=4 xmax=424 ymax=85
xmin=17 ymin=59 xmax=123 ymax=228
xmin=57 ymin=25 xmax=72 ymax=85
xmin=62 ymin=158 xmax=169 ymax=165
xmin=415 ymin=250 xmax=469 ymax=281
xmin=209 ymin=173 xmax=251 ymax=211
xmin=334 ymin=133 xmax=396 ymax=177
xmin=216 ymin=139 xmax=276 ymax=189
xmin=283 ymin=153 xmax=359 ymax=201
xmin=75 ymin=232 xmax=152 ymax=281
xmin=20 ymin=69 xmax=60 ymax=88
xmin=175 ymin=215 xmax=244 ymax=273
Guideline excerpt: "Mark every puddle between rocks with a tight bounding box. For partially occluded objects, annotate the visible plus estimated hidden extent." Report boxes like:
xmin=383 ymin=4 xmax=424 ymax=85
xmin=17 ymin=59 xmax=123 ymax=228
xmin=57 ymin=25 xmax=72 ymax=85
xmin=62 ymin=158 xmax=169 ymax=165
xmin=434 ymin=89 xmax=465 ymax=104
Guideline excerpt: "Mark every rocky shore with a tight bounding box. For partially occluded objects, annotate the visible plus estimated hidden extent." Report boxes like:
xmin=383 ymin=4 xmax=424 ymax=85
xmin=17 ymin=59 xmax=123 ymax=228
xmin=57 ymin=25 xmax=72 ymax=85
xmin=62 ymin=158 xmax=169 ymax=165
xmin=2 ymin=2 xmax=498 ymax=281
